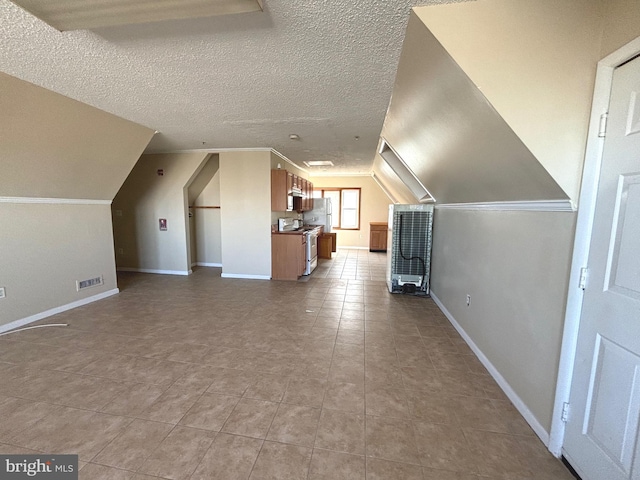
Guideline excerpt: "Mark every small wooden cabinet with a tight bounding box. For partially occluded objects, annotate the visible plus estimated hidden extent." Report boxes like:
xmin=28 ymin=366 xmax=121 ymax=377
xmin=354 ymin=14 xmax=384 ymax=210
xmin=369 ymin=222 xmax=388 ymax=252
xmin=318 ymin=233 xmax=333 ymax=259
xmin=272 ymin=233 xmax=306 ymax=280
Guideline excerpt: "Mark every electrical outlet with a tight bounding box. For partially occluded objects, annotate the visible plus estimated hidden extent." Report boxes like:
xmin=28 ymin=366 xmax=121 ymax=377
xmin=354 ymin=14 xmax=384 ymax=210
xmin=466 ymin=294 xmax=471 ymax=306
xmin=0 ymin=287 xmax=6 ymax=299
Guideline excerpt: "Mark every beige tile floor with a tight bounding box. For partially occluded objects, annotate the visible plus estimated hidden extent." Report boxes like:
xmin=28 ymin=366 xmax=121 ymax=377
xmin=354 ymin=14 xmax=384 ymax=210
xmin=0 ymin=249 xmax=575 ymax=479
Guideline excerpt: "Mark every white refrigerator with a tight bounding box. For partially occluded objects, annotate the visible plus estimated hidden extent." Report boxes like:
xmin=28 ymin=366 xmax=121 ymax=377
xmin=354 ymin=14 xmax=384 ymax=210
xmin=303 ymin=198 xmax=333 ymax=232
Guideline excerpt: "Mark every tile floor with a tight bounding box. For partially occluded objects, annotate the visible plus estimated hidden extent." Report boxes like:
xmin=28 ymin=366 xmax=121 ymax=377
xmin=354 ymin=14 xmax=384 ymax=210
xmin=0 ymin=249 xmax=575 ymax=479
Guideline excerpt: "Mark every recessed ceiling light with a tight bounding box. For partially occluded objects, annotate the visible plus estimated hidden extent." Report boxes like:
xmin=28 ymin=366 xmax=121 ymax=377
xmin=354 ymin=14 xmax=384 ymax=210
xmin=289 ymin=134 xmax=300 ymax=140
xmin=303 ymin=161 xmax=334 ymax=167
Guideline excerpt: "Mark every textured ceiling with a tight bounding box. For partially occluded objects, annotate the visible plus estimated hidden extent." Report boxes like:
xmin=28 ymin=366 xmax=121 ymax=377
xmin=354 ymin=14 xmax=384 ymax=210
xmin=0 ymin=0 xmax=464 ymax=175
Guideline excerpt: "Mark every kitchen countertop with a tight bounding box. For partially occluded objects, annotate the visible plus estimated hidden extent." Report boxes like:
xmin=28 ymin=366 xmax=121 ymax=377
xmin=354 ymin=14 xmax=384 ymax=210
xmin=272 ymin=225 xmax=323 ymax=235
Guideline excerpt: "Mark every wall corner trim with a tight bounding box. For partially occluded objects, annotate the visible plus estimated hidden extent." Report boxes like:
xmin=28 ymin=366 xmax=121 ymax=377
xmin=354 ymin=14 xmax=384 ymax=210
xmin=270 ymin=149 xmax=308 ymax=174
xmin=430 ymin=291 xmax=551 ymax=446
xmin=116 ymin=268 xmax=191 ymax=276
xmin=0 ymin=288 xmax=119 ymax=335
xmin=0 ymin=197 xmax=112 ymax=205
xmin=220 ymin=273 xmax=270 ymax=280
xmin=434 ymin=200 xmax=575 ymax=212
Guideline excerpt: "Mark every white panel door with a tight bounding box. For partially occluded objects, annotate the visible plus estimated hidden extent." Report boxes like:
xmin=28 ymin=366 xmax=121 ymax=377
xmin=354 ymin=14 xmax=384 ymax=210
xmin=563 ymin=56 xmax=640 ymax=480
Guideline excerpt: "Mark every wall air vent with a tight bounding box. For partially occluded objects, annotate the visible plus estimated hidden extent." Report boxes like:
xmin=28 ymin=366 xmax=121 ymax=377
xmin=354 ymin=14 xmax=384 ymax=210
xmin=76 ymin=276 xmax=103 ymax=291
xmin=379 ymin=139 xmax=435 ymax=203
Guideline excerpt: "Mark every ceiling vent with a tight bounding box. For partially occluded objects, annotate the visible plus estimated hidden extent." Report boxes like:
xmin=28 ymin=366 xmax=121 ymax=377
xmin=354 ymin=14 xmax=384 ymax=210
xmin=378 ymin=139 xmax=434 ymax=203
xmin=303 ymin=161 xmax=334 ymax=168
xmin=10 ymin=0 xmax=264 ymax=31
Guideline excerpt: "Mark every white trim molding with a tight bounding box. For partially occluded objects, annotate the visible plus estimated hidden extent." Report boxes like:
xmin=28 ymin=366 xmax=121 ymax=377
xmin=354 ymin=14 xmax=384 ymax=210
xmin=220 ymin=273 xmax=270 ymax=280
xmin=270 ymin=149 xmax=309 ymax=174
xmin=117 ymin=268 xmax=192 ymax=276
xmin=0 ymin=288 xmax=119 ymax=335
xmin=371 ymin=173 xmax=399 ymax=204
xmin=150 ymin=147 xmax=309 ymax=174
xmin=0 ymin=197 xmax=112 ymax=205
xmin=435 ymin=200 xmax=575 ymax=212
xmin=549 ymin=35 xmax=640 ymax=457
xmin=196 ymin=262 xmax=222 ymax=267
xmin=431 ymin=292 xmax=550 ymax=446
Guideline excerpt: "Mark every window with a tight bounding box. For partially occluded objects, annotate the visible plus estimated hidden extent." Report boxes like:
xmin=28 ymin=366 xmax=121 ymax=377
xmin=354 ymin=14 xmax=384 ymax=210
xmin=313 ymin=188 xmax=361 ymax=230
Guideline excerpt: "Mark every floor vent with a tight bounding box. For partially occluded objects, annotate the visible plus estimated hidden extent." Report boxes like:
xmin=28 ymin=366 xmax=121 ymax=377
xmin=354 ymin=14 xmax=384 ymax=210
xmin=76 ymin=276 xmax=103 ymax=291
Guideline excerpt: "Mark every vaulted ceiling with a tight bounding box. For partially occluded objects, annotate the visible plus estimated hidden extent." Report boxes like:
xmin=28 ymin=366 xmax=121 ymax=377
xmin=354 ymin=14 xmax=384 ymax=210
xmin=0 ymin=0 xmax=465 ymax=175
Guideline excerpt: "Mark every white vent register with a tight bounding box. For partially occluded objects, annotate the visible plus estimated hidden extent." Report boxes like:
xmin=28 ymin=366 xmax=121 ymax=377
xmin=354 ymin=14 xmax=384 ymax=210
xmin=76 ymin=276 xmax=103 ymax=291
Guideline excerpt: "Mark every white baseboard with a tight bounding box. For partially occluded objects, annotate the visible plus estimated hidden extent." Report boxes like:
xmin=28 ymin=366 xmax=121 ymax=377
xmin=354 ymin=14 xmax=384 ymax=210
xmin=430 ymin=291 xmax=551 ymax=447
xmin=221 ymin=273 xmax=270 ymax=280
xmin=196 ymin=262 xmax=222 ymax=267
xmin=0 ymin=288 xmax=119 ymax=335
xmin=337 ymin=246 xmax=369 ymax=250
xmin=117 ymin=268 xmax=192 ymax=276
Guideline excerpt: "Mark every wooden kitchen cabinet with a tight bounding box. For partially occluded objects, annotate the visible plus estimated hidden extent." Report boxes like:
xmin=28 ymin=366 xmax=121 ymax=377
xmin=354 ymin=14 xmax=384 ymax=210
xmin=272 ymin=169 xmax=313 ymax=212
xmin=271 ymin=169 xmax=289 ymax=211
xmin=369 ymin=222 xmax=388 ymax=252
xmin=300 ymin=178 xmax=308 ymax=210
xmin=272 ymin=233 xmax=306 ymax=280
xmin=306 ymin=180 xmax=314 ymax=210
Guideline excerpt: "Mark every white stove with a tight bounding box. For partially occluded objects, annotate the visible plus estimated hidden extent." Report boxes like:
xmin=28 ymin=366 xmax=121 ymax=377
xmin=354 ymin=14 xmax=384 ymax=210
xmin=304 ymin=227 xmax=320 ymax=275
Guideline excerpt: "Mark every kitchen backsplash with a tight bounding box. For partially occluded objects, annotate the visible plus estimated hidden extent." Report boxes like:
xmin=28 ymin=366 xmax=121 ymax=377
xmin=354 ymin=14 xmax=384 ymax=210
xmin=270 ymin=210 xmax=302 ymax=226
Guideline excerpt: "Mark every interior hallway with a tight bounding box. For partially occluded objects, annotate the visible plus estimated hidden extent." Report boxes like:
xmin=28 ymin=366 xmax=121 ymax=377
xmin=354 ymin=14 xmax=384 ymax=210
xmin=0 ymin=249 xmax=575 ymax=479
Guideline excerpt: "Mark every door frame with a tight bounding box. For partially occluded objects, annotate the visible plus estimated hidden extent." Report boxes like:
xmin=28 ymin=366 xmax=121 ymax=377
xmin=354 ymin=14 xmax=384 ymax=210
xmin=549 ymin=36 xmax=640 ymax=456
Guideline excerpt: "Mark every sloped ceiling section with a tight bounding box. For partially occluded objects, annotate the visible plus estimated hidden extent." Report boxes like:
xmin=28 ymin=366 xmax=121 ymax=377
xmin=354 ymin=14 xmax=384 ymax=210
xmin=371 ymin=153 xmax=418 ymax=205
xmin=380 ymin=12 xmax=569 ymax=205
xmin=0 ymin=73 xmax=155 ymax=200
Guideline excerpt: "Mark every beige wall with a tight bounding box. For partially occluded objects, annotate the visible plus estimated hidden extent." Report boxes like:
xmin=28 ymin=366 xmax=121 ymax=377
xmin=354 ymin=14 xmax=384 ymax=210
xmin=599 ymin=0 xmax=640 ymax=57
xmin=193 ymin=168 xmax=222 ymax=266
xmin=219 ymin=151 xmax=272 ymax=278
xmin=415 ymin=0 xmax=603 ymax=202
xmin=0 ymin=73 xmax=154 ymax=200
xmin=270 ymin=152 xmax=307 ymax=178
xmin=0 ymin=203 xmax=119 ymax=327
xmin=112 ymin=152 xmax=210 ymax=274
xmin=387 ymin=0 xmax=640 ymax=442
xmin=309 ymin=175 xmax=392 ymax=248
xmin=0 ymin=73 xmax=153 ymax=329
xmin=430 ymin=209 xmax=575 ymax=433
xmin=187 ymin=155 xmax=221 ymax=267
